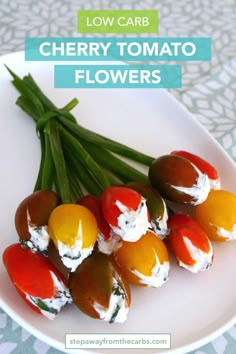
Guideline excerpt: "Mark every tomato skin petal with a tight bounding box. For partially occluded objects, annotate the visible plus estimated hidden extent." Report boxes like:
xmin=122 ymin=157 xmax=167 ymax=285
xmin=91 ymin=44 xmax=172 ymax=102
xmin=114 ymin=231 xmax=169 ymax=287
xmin=15 ymin=190 xmax=60 ymax=242
xmin=77 ymin=195 xmax=111 ymax=240
xmin=167 ymin=214 xmax=211 ymax=266
xmin=14 ymin=285 xmax=42 ymax=315
xmin=101 ymin=187 xmax=142 ymax=227
xmin=3 ymin=243 xmax=67 ymax=299
xmin=148 ymin=154 xmax=207 ymax=204
xmin=171 ymin=150 xmax=219 ymax=181
xmin=69 ymin=252 xmax=131 ymax=320
xmin=195 ymin=189 xmax=236 ymax=241
xmin=167 ymin=217 xmax=195 ymax=266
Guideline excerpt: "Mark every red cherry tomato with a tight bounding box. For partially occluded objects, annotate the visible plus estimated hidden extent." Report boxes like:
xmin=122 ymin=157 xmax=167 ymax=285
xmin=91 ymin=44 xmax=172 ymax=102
xmin=171 ymin=150 xmax=219 ymax=182
xmin=101 ymin=186 xmax=143 ymax=227
xmin=166 ymin=214 xmax=213 ymax=271
xmin=77 ymin=195 xmax=111 ymax=240
xmin=3 ymin=243 xmax=68 ymax=314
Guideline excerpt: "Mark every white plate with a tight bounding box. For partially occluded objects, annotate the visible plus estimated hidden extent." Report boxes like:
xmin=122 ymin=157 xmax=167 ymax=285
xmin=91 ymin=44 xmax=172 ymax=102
xmin=0 ymin=51 xmax=236 ymax=354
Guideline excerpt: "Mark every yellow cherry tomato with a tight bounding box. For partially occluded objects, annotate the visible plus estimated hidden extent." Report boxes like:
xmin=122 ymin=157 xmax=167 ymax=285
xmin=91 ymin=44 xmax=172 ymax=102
xmin=195 ymin=189 xmax=236 ymax=241
xmin=48 ymin=204 xmax=98 ymax=249
xmin=114 ymin=231 xmax=169 ymax=288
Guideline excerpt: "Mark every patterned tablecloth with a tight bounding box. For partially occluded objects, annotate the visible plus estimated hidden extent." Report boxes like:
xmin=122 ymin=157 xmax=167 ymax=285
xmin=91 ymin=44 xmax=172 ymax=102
xmin=0 ymin=0 xmax=236 ymax=353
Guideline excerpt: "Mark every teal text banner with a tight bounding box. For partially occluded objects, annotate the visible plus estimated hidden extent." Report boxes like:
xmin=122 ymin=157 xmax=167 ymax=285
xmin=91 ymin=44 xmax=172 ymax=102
xmin=54 ymin=64 xmax=182 ymax=88
xmin=25 ymin=37 xmax=211 ymax=62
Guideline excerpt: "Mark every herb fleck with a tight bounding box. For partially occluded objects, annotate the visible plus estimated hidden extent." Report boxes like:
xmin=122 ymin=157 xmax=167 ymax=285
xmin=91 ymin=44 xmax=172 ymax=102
xmin=109 ymin=305 xmax=120 ymax=323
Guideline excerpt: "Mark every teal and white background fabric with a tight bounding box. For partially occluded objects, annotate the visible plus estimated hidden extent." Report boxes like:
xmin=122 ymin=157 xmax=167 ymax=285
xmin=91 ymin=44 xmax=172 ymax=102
xmin=0 ymin=0 xmax=236 ymax=353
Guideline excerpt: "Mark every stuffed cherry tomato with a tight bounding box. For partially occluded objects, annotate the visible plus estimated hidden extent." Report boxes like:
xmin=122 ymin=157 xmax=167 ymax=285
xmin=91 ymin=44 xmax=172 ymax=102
xmin=15 ymin=190 xmax=60 ymax=255
xmin=167 ymin=214 xmax=213 ymax=273
xmin=3 ymin=243 xmax=71 ymax=319
xmin=101 ymin=186 xmax=150 ymax=242
xmin=69 ymin=252 xmax=131 ymax=323
xmin=77 ymin=195 xmax=121 ymax=255
xmin=126 ymin=181 xmax=169 ymax=238
xmin=149 ymin=155 xmax=210 ymax=205
xmin=195 ymin=189 xmax=236 ymax=241
xmin=114 ymin=231 xmax=169 ymax=288
xmin=171 ymin=150 xmax=220 ymax=190
xmin=48 ymin=204 xmax=98 ymax=271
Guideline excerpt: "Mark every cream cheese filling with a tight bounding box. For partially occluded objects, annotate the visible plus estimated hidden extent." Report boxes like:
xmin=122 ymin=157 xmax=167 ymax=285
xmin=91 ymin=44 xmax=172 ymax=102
xmin=209 ymin=178 xmax=220 ymax=190
xmin=171 ymin=164 xmax=210 ymax=205
xmin=150 ymin=201 xmax=169 ymax=239
xmin=131 ymin=255 xmax=169 ymax=288
xmin=58 ymin=240 xmax=93 ymax=272
xmin=171 ymin=174 xmax=210 ymax=205
xmin=93 ymin=278 xmax=129 ymax=323
xmin=57 ymin=220 xmax=94 ymax=272
xmin=97 ymin=231 xmax=121 ymax=255
xmin=111 ymin=198 xmax=150 ymax=242
xmin=213 ymin=223 xmax=236 ymax=241
xmin=25 ymin=271 xmax=72 ymax=320
xmin=26 ymin=209 xmax=50 ymax=254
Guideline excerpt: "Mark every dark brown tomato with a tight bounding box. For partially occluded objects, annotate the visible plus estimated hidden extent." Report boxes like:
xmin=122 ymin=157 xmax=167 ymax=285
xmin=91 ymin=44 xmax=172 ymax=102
xmin=15 ymin=190 xmax=60 ymax=241
xmin=148 ymin=155 xmax=200 ymax=203
xmin=68 ymin=252 xmax=131 ymax=321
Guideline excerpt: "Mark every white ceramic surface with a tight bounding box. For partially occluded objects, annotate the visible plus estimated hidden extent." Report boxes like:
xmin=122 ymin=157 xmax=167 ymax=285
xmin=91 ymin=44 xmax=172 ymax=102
xmin=0 ymin=52 xmax=236 ymax=354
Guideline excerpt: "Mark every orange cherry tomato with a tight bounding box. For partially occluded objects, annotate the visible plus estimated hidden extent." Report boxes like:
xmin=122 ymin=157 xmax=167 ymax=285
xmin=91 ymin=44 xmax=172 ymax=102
xmin=114 ymin=231 xmax=169 ymax=287
xmin=195 ymin=189 xmax=236 ymax=241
